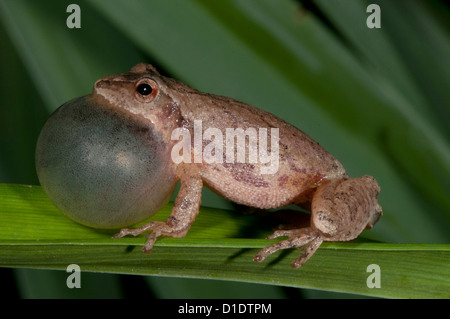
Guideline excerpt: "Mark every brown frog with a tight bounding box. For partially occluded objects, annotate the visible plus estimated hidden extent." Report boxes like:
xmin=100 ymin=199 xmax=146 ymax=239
xmin=35 ymin=63 xmax=382 ymax=268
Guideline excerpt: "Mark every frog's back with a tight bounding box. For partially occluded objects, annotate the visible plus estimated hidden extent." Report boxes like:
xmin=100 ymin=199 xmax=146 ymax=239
xmin=166 ymin=78 xmax=347 ymax=208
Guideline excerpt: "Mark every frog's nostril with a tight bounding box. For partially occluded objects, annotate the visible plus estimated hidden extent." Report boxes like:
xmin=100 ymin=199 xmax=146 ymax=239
xmin=93 ymin=79 xmax=107 ymax=92
xmin=94 ymin=79 xmax=110 ymax=88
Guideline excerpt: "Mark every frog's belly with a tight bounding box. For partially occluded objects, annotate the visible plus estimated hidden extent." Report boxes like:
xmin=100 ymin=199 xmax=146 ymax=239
xmin=199 ymin=160 xmax=346 ymax=209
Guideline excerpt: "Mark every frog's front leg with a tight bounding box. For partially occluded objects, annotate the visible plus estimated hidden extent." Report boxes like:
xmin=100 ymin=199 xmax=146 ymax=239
xmin=113 ymin=173 xmax=203 ymax=253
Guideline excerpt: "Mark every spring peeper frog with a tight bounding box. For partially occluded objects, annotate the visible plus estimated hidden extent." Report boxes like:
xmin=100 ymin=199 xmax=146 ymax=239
xmin=36 ymin=63 xmax=382 ymax=268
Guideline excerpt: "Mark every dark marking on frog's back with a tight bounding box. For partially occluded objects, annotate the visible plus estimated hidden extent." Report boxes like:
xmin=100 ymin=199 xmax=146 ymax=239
xmin=223 ymin=163 xmax=269 ymax=188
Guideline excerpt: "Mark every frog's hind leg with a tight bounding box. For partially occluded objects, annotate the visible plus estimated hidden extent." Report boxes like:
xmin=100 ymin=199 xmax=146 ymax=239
xmin=254 ymin=228 xmax=323 ymax=268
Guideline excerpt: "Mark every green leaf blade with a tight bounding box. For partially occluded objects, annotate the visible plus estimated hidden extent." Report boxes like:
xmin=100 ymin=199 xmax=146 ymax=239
xmin=1 ymin=183 xmax=449 ymax=298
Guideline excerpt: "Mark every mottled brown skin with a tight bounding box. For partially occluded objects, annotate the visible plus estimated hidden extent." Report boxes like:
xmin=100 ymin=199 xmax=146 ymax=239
xmin=94 ymin=63 xmax=382 ymax=268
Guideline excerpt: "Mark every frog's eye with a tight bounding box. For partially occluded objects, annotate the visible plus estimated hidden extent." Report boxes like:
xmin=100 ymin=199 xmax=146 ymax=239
xmin=135 ymin=78 xmax=159 ymax=102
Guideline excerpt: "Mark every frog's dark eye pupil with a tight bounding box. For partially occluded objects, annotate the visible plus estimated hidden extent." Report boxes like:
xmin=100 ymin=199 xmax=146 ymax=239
xmin=137 ymin=83 xmax=152 ymax=96
xmin=135 ymin=79 xmax=159 ymax=102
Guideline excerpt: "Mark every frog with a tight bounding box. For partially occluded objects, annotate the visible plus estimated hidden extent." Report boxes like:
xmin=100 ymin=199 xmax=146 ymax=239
xmin=35 ymin=63 xmax=382 ymax=268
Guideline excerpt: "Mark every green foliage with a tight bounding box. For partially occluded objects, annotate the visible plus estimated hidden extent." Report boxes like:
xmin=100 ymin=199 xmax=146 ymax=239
xmin=0 ymin=0 xmax=448 ymax=298
xmin=1 ymin=183 xmax=449 ymax=298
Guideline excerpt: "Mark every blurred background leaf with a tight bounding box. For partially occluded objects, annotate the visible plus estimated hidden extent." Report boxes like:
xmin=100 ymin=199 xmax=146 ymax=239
xmin=0 ymin=0 xmax=448 ymax=298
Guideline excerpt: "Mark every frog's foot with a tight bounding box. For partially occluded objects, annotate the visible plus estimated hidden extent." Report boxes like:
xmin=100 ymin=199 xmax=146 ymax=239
xmin=113 ymin=221 xmax=189 ymax=253
xmin=254 ymin=228 xmax=323 ymax=268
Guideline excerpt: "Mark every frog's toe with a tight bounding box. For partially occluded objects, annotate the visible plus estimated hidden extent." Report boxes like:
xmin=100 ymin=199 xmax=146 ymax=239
xmin=112 ymin=228 xmax=134 ymax=238
xmin=290 ymin=237 xmax=322 ymax=268
xmin=113 ymin=222 xmax=156 ymax=238
xmin=141 ymin=221 xmax=190 ymax=252
xmin=254 ymin=228 xmax=322 ymax=268
xmin=142 ymin=231 xmax=160 ymax=253
xmin=266 ymin=229 xmax=304 ymax=239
